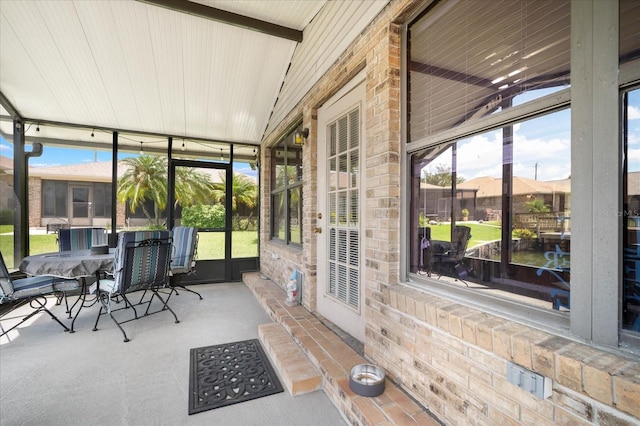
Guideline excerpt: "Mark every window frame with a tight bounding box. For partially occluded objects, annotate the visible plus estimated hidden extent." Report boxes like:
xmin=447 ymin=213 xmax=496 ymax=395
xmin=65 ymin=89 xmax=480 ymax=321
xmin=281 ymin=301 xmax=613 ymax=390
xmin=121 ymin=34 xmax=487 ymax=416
xmin=269 ymin=126 xmax=303 ymax=246
xmin=401 ymin=0 xmax=640 ymax=351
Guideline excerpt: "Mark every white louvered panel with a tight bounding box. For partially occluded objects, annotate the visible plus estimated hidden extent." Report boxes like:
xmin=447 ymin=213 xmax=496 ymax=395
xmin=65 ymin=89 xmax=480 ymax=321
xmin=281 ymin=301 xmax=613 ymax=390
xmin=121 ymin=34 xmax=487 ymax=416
xmin=337 ymin=229 xmax=347 ymax=264
xmin=338 ymin=154 xmax=347 ymax=190
xmin=337 ymin=190 xmax=347 ymax=225
xmin=338 ymin=115 xmax=348 ymax=153
xmin=349 ymin=230 xmax=358 ymax=267
xmin=350 ymin=189 xmax=359 ymax=226
xmin=326 ymin=104 xmax=361 ymax=310
xmin=329 ymin=228 xmax=336 ymax=261
xmin=348 ymin=268 xmax=358 ymax=308
xmin=265 ymin=1 xmax=389 ymax=135
xmin=329 ymin=193 xmax=336 ymax=225
xmin=337 ymin=264 xmax=347 ymax=303
xmin=350 ymin=150 xmax=359 ymax=189
xmin=329 ymin=122 xmax=337 ymax=156
xmin=329 ymin=261 xmax=336 ymax=295
xmin=349 ymin=109 xmax=359 ymax=149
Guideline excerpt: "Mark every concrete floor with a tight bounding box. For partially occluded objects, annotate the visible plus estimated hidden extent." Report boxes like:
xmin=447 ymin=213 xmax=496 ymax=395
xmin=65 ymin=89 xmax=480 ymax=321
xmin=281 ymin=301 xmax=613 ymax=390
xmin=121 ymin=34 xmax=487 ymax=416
xmin=0 ymin=282 xmax=347 ymax=426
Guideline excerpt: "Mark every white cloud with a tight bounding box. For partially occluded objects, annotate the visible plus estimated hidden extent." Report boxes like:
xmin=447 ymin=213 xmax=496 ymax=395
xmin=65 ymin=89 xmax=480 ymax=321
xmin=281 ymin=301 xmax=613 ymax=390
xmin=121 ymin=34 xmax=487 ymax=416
xmin=628 ymin=105 xmax=640 ymax=120
xmin=422 ymin=119 xmax=571 ymax=182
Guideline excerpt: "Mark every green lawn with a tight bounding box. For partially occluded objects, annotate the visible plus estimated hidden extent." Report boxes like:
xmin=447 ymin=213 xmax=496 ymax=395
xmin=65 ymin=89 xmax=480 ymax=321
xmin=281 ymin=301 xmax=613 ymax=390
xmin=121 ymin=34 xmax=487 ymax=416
xmin=426 ymin=222 xmax=502 ymax=247
xmin=0 ymin=230 xmax=259 ymax=269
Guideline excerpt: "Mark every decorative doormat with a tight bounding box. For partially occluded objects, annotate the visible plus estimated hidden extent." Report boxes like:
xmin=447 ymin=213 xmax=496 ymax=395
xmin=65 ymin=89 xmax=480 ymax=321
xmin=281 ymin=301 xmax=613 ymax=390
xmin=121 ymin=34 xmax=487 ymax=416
xmin=189 ymin=339 xmax=284 ymax=415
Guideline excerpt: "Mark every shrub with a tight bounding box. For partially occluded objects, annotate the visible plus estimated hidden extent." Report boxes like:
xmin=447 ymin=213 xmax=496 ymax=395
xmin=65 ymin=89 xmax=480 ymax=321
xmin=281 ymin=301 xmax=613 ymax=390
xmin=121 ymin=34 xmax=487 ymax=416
xmin=512 ymin=228 xmax=536 ymax=240
xmin=181 ymin=205 xmax=225 ymax=228
xmin=0 ymin=209 xmax=12 ymax=225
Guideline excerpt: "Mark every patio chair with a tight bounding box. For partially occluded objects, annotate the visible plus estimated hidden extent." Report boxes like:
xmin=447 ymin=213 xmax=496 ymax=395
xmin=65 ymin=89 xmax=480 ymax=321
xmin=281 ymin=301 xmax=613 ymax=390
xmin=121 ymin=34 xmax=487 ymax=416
xmin=0 ymin=252 xmax=77 ymax=337
xmin=431 ymin=225 xmax=472 ymax=285
xmin=56 ymin=227 xmax=108 ymax=314
xmin=89 ymin=230 xmax=177 ymax=342
xmin=57 ymin=227 xmax=108 ymax=251
xmin=168 ymin=226 xmax=202 ymax=300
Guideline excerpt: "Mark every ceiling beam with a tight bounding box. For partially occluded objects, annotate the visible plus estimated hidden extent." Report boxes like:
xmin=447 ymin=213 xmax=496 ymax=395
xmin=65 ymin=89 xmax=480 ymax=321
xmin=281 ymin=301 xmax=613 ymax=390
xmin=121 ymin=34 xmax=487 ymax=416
xmin=0 ymin=90 xmax=21 ymax=119
xmin=137 ymin=0 xmax=303 ymax=42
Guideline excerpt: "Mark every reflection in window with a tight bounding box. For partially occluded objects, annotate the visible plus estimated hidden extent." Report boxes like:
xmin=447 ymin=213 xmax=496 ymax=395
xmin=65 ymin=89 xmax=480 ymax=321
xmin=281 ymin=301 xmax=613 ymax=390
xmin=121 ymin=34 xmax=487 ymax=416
xmin=410 ymin=110 xmax=571 ymax=310
xmin=623 ymin=88 xmax=640 ymax=332
xmin=271 ymin=127 xmax=303 ymax=245
xmin=408 ymin=0 xmax=570 ymax=140
xmin=407 ymin=0 xmax=572 ymax=312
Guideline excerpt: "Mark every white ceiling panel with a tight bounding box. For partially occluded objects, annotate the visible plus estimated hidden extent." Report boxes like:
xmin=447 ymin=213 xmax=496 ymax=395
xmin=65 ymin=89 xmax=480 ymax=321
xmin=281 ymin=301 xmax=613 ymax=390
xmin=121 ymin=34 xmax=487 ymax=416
xmin=194 ymin=0 xmax=325 ymax=30
xmin=0 ymin=0 xmax=389 ymax=149
xmin=266 ymin=0 xmax=390 ymax=136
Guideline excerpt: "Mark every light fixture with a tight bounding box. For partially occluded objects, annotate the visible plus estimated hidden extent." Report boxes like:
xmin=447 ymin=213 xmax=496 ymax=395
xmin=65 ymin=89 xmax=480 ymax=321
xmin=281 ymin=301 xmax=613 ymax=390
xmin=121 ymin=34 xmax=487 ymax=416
xmin=36 ymin=123 xmax=40 ymax=132
xmin=220 ymin=148 xmax=224 ymax=161
xmin=181 ymin=141 xmax=186 ymax=151
xmin=91 ymin=128 xmax=95 ymax=137
xmin=140 ymin=141 xmax=144 ymax=155
xmin=294 ymin=128 xmax=309 ymax=145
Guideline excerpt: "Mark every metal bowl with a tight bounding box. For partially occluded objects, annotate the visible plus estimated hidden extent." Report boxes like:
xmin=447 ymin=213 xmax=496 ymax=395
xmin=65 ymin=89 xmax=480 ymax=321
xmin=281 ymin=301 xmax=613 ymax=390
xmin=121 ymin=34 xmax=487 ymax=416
xmin=349 ymin=364 xmax=385 ymax=397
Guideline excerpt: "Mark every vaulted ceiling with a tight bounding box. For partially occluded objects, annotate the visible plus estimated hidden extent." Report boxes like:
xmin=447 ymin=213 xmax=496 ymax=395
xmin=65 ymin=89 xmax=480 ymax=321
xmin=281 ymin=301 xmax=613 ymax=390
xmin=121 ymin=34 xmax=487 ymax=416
xmin=0 ymin=0 xmax=388 ymax=157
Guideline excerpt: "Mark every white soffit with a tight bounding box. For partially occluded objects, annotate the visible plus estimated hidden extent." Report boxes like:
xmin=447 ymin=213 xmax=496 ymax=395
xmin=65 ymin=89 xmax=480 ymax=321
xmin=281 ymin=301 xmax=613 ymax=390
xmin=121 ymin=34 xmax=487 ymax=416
xmin=266 ymin=0 xmax=390 ymax=136
xmin=194 ymin=0 xmax=325 ymax=31
xmin=0 ymin=0 xmax=307 ymax=145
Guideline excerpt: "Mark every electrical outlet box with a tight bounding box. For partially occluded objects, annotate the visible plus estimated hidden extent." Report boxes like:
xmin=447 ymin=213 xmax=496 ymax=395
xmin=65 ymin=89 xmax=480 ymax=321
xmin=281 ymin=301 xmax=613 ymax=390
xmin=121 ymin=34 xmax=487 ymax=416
xmin=507 ymin=362 xmax=552 ymax=399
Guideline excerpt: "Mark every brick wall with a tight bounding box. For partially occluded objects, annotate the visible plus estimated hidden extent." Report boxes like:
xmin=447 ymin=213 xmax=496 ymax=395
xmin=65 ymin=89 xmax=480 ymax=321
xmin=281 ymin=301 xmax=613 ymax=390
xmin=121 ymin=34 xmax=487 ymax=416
xmin=368 ymin=285 xmax=640 ymax=424
xmin=259 ymin=0 xmax=640 ymax=424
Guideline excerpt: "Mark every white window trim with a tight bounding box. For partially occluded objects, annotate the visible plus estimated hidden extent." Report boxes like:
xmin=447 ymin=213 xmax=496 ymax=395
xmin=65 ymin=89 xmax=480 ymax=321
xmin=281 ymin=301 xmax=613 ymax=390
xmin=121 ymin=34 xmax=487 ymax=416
xmin=402 ymin=0 xmax=640 ymax=353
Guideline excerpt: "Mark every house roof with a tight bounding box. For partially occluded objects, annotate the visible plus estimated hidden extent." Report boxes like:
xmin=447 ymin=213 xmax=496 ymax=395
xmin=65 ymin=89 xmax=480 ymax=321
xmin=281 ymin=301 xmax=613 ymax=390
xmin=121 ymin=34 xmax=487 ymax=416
xmin=0 ymin=0 xmax=389 ymax=156
xmin=457 ymin=175 xmax=571 ymax=198
xmin=0 ymin=154 xmax=250 ymax=184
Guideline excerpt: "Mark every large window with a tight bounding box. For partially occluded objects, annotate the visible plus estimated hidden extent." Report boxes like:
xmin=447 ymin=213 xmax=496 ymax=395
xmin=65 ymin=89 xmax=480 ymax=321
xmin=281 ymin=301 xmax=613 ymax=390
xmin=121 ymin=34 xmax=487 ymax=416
xmin=271 ymin=127 xmax=303 ymax=245
xmin=42 ymin=180 xmax=68 ymax=217
xmin=623 ymin=88 xmax=640 ymax=332
xmin=408 ymin=0 xmax=640 ymax=345
xmin=408 ymin=0 xmax=571 ymax=311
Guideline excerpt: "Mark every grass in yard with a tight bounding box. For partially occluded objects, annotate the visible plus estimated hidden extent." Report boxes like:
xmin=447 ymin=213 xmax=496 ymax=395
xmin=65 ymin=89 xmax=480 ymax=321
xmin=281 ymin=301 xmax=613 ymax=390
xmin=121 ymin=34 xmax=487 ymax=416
xmin=426 ymin=222 xmax=502 ymax=247
xmin=0 ymin=229 xmax=259 ymax=269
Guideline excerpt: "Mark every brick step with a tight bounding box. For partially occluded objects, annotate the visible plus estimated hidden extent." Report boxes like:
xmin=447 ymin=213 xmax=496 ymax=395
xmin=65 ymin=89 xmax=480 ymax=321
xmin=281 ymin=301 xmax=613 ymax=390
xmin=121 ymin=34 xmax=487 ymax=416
xmin=259 ymin=322 xmax=323 ymax=396
xmin=244 ymin=272 xmax=442 ymax=426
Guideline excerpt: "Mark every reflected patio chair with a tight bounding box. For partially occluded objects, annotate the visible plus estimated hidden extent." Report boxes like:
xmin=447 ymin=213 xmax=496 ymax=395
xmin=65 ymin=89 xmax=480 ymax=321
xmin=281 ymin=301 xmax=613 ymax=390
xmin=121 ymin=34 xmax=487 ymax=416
xmin=0 ymin=252 xmax=77 ymax=337
xmin=431 ymin=225 xmax=472 ymax=285
xmin=168 ymin=226 xmax=202 ymax=300
xmin=90 ymin=230 xmax=177 ymax=342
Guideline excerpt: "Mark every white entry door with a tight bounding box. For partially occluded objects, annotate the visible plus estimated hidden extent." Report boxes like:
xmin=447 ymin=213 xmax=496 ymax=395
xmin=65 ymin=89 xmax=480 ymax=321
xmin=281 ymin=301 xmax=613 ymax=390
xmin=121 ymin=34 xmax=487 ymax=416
xmin=316 ymin=74 xmax=365 ymax=342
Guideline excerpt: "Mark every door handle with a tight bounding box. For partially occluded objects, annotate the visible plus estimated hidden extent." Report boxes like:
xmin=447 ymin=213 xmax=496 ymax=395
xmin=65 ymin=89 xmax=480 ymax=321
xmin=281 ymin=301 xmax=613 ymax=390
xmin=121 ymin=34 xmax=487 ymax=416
xmin=313 ymin=227 xmax=322 ymax=234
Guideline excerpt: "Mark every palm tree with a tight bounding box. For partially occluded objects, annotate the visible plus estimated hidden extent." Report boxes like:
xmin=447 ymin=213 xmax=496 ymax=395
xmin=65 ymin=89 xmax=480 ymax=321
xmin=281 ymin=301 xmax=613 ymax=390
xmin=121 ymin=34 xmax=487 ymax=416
xmin=117 ymin=155 xmax=215 ymax=226
xmin=211 ymin=172 xmax=258 ymax=213
xmin=118 ymin=156 xmax=168 ymax=226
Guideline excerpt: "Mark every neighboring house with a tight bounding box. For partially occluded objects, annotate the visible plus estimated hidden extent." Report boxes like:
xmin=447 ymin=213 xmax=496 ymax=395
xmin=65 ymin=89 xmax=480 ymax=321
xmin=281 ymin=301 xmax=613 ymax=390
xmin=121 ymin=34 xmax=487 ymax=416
xmin=1 ymin=156 xmax=237 ymax=229
xmin=457 ymin=175 xmax=572 ymax=220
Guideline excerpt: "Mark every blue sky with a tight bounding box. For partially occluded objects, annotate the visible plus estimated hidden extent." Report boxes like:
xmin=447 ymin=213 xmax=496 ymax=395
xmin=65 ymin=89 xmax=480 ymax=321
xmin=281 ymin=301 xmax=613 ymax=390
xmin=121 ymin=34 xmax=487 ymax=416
xmin=0 ymin=136 xmax=258 ymax=178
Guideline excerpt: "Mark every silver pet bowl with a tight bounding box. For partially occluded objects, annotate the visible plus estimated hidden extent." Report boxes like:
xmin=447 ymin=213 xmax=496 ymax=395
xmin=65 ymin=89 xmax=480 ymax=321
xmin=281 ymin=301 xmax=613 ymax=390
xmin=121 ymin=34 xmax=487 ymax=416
xmin=349 ymin=364 xmax=385 ymax=397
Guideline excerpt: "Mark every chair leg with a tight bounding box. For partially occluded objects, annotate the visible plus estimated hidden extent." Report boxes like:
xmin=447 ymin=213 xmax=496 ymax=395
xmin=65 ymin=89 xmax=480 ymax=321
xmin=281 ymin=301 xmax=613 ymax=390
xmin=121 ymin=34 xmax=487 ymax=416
xmin=93 ymin=294 xmax=130 ymax=342
xmin=0 ymin=298 xmax=70 ymax=336
xmin=174 ymin=285 xmax=203 ymax=300
xmin=148 ymin=290 xmax=180 ymax=324
xmin=30 ymin=297 xmax=70 ymax=332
